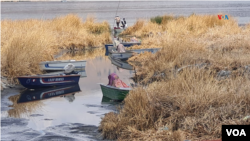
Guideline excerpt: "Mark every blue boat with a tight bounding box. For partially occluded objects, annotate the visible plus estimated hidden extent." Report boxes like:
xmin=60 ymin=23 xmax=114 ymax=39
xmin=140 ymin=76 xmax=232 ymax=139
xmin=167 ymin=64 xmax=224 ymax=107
xmin=17 ymin=73 xmax=80 ymax=89
xmin=18 ymin=84 xmax=81 ymax=104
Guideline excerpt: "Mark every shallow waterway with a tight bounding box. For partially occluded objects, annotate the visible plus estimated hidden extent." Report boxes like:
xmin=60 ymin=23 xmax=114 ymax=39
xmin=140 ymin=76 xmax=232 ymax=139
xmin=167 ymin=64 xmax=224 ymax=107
xmin=2 ymin=1 xmax=250 ymax=140
xmin=1 ymin=52 xmax=134 ymax=141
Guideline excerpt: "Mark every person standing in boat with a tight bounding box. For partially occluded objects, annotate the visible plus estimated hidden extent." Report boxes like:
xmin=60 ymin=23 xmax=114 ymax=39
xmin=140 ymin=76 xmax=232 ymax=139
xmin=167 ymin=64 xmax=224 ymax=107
xmin=123 ymin=18 xmax=127 ymax=28
xmin=115 ymin=16 xmax=121 ymax=28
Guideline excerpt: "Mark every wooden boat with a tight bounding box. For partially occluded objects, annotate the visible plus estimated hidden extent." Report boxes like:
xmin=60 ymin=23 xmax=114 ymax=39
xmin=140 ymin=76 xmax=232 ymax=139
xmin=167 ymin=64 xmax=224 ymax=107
xmin=17 ymin=73 xmax=80 ymax=89
xmin=114 ymin=27 xmax=124 ymax=33
xmin=39 ymin=60 xmax=87 ymax=71
xmin=17 ymin=84 xmax=81 ymax=104
xmin=109 ymin=56 xmax=133 ymax=70
xmin=100 ymin=84 xmax=131 ymax=101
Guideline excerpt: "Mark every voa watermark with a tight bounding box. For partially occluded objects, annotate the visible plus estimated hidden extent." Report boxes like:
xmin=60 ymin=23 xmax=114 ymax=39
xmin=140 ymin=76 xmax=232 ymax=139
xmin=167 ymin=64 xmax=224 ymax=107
xmin=218 ymin=15 xmax=229 ymax=20
xmin=222 ymin=125 xmax=249 ymax=141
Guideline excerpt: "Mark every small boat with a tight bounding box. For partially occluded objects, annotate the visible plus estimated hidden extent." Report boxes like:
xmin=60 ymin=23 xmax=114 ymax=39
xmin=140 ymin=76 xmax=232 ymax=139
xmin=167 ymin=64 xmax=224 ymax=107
xmin=109 ymin=56 xmax=134 ymax=70
xmin=114 ymin=27 xmax=124 ymax=33
xmin=131 ymin=48 xmax=161 ymax=54
xmin=100 ymin=84 xmax=131 ymax=101
xmin=44 ymin=69 xmax=87 ymax=77
xmin=108 ymin=48 xmax=161 ymax=60
xmin=18 ymin=84 xmax=81 ymax=104
xmin=39 ymin=60 xmax=87 ymax=71
xmin=109 ymin=50 xmax=135 ymax=59
xmin=17 ymin=73 xmax=80 ymax=89
xmin=105 ymin=42 xmax=141 ymax=55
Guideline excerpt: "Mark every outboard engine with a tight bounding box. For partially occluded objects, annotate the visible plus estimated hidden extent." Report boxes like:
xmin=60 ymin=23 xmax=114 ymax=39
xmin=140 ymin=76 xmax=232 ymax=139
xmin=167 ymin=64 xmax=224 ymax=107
xmin=64 ymin=63 xmax=78 ymax=75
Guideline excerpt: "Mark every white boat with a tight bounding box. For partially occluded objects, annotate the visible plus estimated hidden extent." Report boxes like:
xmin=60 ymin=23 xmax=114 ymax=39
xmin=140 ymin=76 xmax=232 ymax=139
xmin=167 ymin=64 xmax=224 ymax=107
xmin=44 ymin=69 xmax=87 ymax=77
xmin=39 ymin=60 xmax=87 ymax=71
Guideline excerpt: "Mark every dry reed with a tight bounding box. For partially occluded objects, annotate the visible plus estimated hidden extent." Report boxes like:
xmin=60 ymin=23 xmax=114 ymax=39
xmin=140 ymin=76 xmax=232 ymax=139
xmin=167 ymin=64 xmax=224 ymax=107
xmin=1 ymin=14 xmax=112 ymax=83
xmin=100 ymin=14 xmax=250 ymax=140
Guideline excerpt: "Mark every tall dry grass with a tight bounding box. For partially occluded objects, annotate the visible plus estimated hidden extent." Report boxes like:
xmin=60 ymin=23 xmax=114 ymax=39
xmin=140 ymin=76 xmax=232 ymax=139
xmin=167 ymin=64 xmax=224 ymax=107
xmin=100 ymin=14 xmax=250 ymax=140
xmin=100 ymin=69 xmax=250 ymax=141
xmin=1 ymin=14 xmax=112 ymax=83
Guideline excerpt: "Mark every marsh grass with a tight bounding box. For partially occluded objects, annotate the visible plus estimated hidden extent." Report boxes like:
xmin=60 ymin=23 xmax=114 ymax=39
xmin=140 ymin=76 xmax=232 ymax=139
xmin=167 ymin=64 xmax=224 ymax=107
xmin=1 ymin=14 xmax=112 ymax=83
xmin=100 ymin=14 xmax=250 ymax=140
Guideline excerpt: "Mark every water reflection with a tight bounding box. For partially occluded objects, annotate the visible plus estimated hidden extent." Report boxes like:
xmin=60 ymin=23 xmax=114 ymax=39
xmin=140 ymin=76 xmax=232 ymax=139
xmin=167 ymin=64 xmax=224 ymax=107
xmin=18 ymin=84 xmax=81 ymax=104
xmin=8 ymin=85 xmax=81 ymax=118
xmin=8 ymin=95 xmax=44 ymax=118
xmin=6 ymin=49 xmax=134 ymax=131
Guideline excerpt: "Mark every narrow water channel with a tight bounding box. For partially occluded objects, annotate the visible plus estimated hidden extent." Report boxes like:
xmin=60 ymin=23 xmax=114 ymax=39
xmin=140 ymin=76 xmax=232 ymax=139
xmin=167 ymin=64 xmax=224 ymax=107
xmin=1 ymin=49 xmax=135 ymax=140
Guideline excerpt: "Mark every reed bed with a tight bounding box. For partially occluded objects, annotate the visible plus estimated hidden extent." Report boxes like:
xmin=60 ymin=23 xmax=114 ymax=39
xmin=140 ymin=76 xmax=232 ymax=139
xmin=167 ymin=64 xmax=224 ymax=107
xmin=100 ymin=14 xmax=250 ymax=140
xmin=1 ymin=14 xmax=112 ymax=83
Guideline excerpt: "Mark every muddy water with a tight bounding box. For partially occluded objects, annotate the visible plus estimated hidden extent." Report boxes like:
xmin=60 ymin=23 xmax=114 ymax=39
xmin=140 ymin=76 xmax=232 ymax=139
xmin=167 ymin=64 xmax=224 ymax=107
xmin=1 ymin=1 xmax=250 ymax=25
xmin=1 ymin=52 xmax=134 ymax=141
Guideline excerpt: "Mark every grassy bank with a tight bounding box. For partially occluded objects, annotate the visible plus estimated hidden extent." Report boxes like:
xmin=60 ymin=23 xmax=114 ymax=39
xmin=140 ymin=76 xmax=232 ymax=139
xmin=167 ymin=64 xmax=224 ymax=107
xmin=100 ymin=14 xmax=250 ymax=140
xmin=1 ymin=14 xmax=112 ymax=83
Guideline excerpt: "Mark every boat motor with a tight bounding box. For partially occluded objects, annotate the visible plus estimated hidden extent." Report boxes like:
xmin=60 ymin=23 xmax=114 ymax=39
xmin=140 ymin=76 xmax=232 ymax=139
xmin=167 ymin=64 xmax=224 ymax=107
xmin=64 ymin=63 xmax=78 ymax=75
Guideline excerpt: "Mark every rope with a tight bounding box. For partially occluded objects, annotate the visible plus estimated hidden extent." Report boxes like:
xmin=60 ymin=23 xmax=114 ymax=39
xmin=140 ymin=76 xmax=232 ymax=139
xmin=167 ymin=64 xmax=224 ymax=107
xmin=113 ymin=0 xmax=121 ymax=28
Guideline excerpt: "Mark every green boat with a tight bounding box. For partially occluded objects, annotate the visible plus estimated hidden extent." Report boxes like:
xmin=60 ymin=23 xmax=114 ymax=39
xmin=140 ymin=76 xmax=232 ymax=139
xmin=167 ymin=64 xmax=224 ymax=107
xmin=100 ymin=84 xmax=131 ymax=101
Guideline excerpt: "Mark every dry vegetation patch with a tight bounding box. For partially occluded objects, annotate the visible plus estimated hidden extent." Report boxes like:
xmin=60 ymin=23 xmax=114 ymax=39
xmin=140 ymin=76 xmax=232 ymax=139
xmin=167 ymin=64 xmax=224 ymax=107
xmin=1 ymin=14 xmax=112 ymax=83
xmin=100 ymin=14 xmax=250 ymax=140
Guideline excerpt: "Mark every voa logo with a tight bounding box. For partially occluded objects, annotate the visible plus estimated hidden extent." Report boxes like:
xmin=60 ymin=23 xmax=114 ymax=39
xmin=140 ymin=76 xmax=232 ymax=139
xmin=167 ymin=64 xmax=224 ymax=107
xmin=222 ymin=125 xmax=249 ymax=141
xmin=226 ymin=129 xmax=246 ymax=136
xmin=218 ymin=15 xmax=229 ymax=20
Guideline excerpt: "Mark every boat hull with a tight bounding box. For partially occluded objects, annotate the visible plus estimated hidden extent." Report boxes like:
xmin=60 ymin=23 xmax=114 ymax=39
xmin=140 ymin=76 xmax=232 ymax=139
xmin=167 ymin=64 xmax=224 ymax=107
xmin=39 ymin=60 xmax=87 ymax=71
xmin=109 ymin=51 xmax=134 ymax=59
xmin=44 ymin=69 xmax=87 ymax=77
xmin=109 ymin=56 xmax=134 ymax=70
xmin=114 ymin=28 xmax=124 ymax=33
xmin=100 ymin=84 xmax=131 ymax=101
xmin=18 ymin=84 xmax=81 ymax=104
xmin=17 ymin=74 xmax=80 ymax=89
xmin=105 ymin=43 xmax=141 ymax=55
xmin=131 ymin=48 xmax=160 ymax=54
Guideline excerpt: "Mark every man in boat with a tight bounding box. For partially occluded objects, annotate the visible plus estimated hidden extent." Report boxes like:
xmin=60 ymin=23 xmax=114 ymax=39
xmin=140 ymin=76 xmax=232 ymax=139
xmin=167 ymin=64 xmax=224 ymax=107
xmin=108 ymin=73 xmax=129 ymax=88
xmin=114 ymin=39 xmax=126 ymax=53
xmin=115 ymin=16 xmax=121 ymax=28
xmin=121 ymin=18 xmax=127 ymax=29
xmin=121 ymin=21 xmax=125 ymax=29
xmin=123 ymin=18 xmax=127 ymax=28
xmin=117 ymin=43 xmax=126 ymax=53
